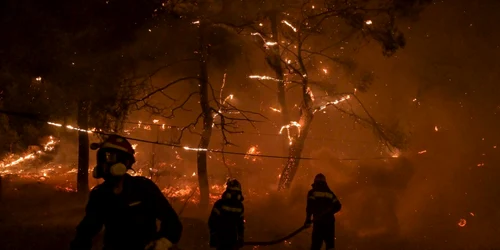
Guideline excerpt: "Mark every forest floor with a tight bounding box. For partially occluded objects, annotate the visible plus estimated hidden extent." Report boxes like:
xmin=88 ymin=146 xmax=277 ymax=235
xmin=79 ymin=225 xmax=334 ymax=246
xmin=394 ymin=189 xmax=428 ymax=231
xmin=0 ymin=179 xmax=491 ymax=250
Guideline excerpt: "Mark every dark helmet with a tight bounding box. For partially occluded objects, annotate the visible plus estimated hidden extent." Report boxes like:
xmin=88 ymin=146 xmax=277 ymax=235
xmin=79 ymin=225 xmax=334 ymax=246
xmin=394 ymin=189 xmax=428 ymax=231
xmin=223 ymin=178 xmax=243 ymax=201
xmin=314 ymin=173 xmax=327 ymax=183
xmin=90 ymin=135 xmax=136 ymax=178
xmin=226 ymin=178 xmax=242 ymax=192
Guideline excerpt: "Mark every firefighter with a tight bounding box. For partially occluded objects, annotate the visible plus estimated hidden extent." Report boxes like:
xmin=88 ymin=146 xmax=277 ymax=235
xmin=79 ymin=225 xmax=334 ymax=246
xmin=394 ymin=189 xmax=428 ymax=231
xmin=70 ymin=135 xmax=182 ymax=250
xmin=304 ymin=173 xmax=342 ymax=250
xmin=208 ymin=179 xmax=245 ymax=250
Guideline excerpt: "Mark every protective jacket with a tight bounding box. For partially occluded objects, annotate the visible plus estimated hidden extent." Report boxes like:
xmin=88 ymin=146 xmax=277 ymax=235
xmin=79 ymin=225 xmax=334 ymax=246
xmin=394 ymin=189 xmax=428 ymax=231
xmin=70 ymin=174 xmax=182 ymax=250
xmin=208 ymin=191 xmax=244 ymax=249
xmin=306 ymin=182 xmax=341 ymax=250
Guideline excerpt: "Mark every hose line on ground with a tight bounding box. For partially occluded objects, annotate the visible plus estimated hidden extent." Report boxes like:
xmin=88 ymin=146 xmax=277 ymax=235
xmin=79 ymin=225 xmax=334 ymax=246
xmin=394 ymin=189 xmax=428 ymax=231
xmin=244 ymin=225 xmax=307 ymax=246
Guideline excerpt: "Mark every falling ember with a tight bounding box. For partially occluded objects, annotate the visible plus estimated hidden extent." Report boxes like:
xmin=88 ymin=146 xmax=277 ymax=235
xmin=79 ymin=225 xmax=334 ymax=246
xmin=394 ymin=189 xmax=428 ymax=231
xmin=477 ymin=163 xmax=485 ymax=167
xmin=269 ymin=107 xmax=281 ymax=112
xmin=153 ymin=119 xmax=159 ymax=124
xmin=418 ymin=150 xmax=427 ymax=154
xmin=192 ymin=20 xmax=200 ymax=24
xmin=265 ymin=41 xmax=278 ymax=46
xmin=192 ymin=172 xmax=196 ymax=176
xmin=412 ymin=98 xmax=417 ymax=102
xmin=131 ymin=144 xmax=138 ymax=150
xmin=259 ymin=23 xmax=263 ymax=26
xmin=35 ymin=76 xmax=42 ymax=81
xmin=458 ymin=218 xmax=467 ymax=227
xmin=434 ymin=126 xmax=439 ymax=131
xmin=365 ymin=20 xmax=373 ymax=25
xmin=281 ymin=20 xmax=297 ymax=32
xmin=322 ymin=68 xmax=328 ymax=74
xmin=470 ymin=212 xmax=475 ymax=216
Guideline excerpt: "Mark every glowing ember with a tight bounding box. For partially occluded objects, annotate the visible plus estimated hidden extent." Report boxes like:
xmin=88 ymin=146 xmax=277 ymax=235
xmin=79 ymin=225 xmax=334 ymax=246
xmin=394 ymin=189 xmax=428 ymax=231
xmin=281 ymin=20 xmax=297 ymax=32
xmin=306 ymin=87 xmax=315 ymax=101
xmin=418 ymin=150 xmax=427 ymax=154
xmin=248 ymin=75 xmax=283 ymax=82
xmin=314 ymin=95 xmax=351 ymax=113
xmin=365 ymin=20 xmax=373 ymax=25
xmin=183 ymin=146 xmax=208 ymax=152
xmin=269 ymin=107 xmax=281 ymax=112
xmin=244 ymin=145 xmax=261 ymax=162
xmin=47 ymin=122 xmax=94 ymax=133
xmin=458 ymin=218 xmax=466 ymax=227
xmin=434 ymin=126 xmax=439 ymax=131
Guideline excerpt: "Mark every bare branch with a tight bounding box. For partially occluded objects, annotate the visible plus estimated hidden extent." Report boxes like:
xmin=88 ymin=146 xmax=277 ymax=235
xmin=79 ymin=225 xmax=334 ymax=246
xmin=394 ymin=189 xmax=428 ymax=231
xmin=137 ymin=76 xmax=199 ymax=102
xmin=163 ymin=92 xmax=199 ymax=119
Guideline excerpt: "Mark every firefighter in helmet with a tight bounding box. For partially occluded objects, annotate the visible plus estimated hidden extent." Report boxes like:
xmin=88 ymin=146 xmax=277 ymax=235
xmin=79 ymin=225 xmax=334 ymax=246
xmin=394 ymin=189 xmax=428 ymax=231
xmin=208 ymin=178 xmax=245 ymax=250
xmin=304 ymin=173 xmax=342 ymax=250
xmin=70 ymin=135 xmax=182 ymax=250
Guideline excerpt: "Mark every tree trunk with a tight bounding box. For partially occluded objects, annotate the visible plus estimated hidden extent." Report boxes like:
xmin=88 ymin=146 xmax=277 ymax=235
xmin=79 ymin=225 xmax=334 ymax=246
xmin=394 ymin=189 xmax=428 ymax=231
xmin=278 ymin=83 xmax=314 ymax=190
xmin=197 ymin=22 xmax=213 ymax=208
xmin=268 ymin=11 xmax=293 ymax=187
xmin=77 ymin=100 xmax=90 ymax=195
xmin=277 ymin=110 xmax=314 ymax=190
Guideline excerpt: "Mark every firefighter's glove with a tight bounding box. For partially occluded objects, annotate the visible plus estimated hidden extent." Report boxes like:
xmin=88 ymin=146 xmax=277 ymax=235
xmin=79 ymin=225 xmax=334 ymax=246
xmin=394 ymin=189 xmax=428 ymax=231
xmin=145 ymin=237 xmax=173 ymax=250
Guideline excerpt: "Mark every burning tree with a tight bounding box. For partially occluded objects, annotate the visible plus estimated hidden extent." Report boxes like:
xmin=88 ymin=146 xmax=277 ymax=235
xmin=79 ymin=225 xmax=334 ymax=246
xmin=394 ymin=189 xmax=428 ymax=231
xmin=243 ymin=0 xmax=430 ymax=189
xmin=133 ymin=1 xmax=263 ymax=207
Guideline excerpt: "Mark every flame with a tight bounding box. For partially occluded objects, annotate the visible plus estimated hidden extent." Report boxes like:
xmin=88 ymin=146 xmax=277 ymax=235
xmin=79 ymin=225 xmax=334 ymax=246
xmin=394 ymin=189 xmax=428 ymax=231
xmin=248 ymin=75 xmax=282 ymax=82
xmin=47 ymin=122 xmax=94 ymax=133
xmin=280 ymin=121 xmax=301 ymax=145
xmin=314 ymin=95 xmax=351 ymax=113
xmin=306 ymin=87 xmax=315 ymax=101
xmin=183 ymin=146 xmax=208 ymax=152
xmin=244 ymin=145 xmax=261 ymax=162
xmin=1 ymin=136 xmax=60 ymax=174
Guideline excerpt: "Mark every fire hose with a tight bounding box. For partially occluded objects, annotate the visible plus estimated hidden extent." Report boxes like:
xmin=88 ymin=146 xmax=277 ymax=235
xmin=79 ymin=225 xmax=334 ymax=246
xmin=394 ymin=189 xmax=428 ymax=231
xmin=244 ymin=225 xmax=308 ymax=246
xmin=243 ymin=206 xmax=337 ymax=246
